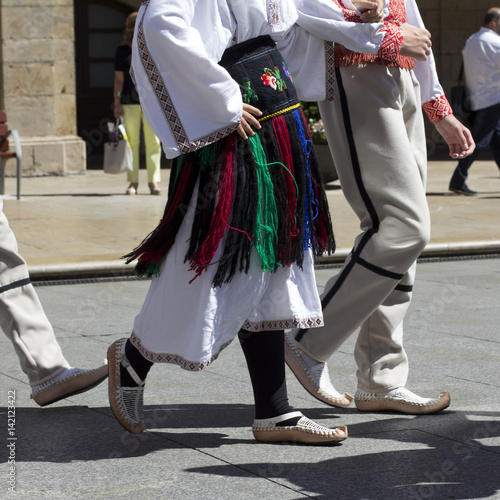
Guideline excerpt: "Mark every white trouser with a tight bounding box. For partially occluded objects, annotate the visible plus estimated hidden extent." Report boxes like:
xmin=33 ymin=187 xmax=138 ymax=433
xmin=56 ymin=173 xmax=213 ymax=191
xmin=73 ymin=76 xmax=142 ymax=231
xmin=295 ymin=65 xmax=430 ymax=392
xmin=0 ymin=198 xmax=69 ymax=385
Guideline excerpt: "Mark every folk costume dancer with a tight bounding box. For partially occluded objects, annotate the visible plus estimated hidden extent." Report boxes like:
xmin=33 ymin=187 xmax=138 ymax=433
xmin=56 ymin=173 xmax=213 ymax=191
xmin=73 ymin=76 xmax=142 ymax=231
xmin=285 ymin=0 xmax=475 ymax=414
xmin=106 ymin=0 xmax=415 ymax=443
xmin=0 ymin=198 xmax=108 ymax=406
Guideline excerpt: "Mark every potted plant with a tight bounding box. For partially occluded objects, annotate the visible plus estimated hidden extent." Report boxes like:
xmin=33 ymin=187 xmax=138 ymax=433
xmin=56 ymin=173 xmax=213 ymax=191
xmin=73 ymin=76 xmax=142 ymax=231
xmin=301 ymin=101 xmax=338 ymax=183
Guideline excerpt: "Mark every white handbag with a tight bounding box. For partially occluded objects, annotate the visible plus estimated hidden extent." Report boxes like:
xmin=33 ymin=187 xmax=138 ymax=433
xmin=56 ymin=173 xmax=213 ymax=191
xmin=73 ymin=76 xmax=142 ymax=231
xmin=103 ymin=119 xmax=133 ymax=174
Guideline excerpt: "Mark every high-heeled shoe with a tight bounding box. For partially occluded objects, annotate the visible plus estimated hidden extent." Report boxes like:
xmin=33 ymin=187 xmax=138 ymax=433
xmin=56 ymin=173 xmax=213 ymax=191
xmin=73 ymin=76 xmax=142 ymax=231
xmin=126 ymin=183 xmax=138 ymax=195
xmin=148 ymin=183 xmax=162 ymax=195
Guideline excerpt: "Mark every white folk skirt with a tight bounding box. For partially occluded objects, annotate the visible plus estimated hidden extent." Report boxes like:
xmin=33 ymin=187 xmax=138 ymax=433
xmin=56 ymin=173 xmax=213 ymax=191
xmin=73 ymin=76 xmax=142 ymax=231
xmin=130 ymin=180 xmax=323 ymax=372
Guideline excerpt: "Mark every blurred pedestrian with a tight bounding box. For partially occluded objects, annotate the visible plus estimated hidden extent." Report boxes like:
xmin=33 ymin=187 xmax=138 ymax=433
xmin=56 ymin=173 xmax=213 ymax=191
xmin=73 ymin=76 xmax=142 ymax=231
xmin=0 ymin=198 xmax=107 ymax=406
xmin=114 ymin=11 xmax=162 ymax=196
xmin=449 ymin=7 xmax=500 ymax=195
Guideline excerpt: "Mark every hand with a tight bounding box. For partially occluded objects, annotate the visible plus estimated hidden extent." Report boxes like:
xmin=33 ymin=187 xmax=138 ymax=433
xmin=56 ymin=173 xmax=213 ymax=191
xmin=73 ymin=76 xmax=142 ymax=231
xmin=433 ymin=114 xmax=475 ymax=159
xmin=114 ymin=105 xmax=123 ymax=119
xmin=236 ymin=103 xmax=262 ymax=140
xmin=400 ymin=23 xmax=432 ymax=61
xmin=353 ymin=0 xmax=384 ymax=23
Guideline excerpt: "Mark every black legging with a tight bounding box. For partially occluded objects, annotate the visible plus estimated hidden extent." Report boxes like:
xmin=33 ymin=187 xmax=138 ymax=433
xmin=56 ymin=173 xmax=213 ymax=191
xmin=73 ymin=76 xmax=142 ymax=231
xmin=238 ymin=329 xmax=294 ymax=419
xmin=123 ymin=329 xmax=296 ymax=421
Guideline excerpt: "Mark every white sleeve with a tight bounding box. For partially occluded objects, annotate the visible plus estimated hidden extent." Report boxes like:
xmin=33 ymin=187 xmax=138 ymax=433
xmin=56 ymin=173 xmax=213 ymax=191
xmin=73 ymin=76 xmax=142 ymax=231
xmin=131 ymin=0 xmax=242 ymax=159
xmin=276 ymin=25 xmax=334 ymax=101
xmin=294 ymin=0 xmax=385 ymax=54
xmin=405 ymin=0 xmax=445 ymax=104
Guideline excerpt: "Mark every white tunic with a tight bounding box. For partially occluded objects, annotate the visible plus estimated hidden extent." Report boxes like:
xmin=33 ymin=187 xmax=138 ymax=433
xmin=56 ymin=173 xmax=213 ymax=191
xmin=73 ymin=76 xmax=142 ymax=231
xmin=132 ymin=0 xmax=386 ymax=159
xmin=462 ymin=27 xmax=500 ymax=111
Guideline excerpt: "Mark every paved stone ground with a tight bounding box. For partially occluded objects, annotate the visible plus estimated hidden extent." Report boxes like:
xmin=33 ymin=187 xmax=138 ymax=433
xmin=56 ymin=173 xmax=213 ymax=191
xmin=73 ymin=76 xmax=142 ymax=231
xmin=1 ymin=160 xmax=499 ymax=276
xmin=0 ymin=257 xmax=499 ymax=500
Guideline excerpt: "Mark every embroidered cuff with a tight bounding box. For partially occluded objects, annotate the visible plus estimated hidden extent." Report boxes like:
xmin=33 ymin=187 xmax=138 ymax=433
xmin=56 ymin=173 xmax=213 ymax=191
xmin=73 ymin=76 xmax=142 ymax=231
xmin=377 ymin=23 xmax=403 ymax=63
xmin=422 ymin=95 xmax=453 ymax=123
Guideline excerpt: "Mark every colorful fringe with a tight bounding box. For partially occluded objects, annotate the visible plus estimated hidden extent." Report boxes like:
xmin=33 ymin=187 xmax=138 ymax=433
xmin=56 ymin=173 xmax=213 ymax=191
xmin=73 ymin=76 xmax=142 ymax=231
xmin=124 ymin=108 xmax=335 ymax=287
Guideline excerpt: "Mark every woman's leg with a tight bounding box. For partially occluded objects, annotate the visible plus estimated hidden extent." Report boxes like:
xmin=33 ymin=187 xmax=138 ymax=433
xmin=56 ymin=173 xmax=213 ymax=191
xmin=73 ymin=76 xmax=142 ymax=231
xmin=238 ymin=329 xmax=296 ymax=420
xmin=239 ymin=329 xmax=348 ymax=444
xmin=107 ymin=336 xmax=154 ymax=434
xmin=141 ymin=111 xmax=162 ymax=185
xmin=122 ymin=104 xmax=142 ymax=186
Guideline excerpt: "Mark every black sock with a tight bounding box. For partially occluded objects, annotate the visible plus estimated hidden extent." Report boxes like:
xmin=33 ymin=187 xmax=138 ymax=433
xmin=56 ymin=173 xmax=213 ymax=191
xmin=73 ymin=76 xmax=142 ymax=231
xmin=238 ymin=329 xmax=300 ymax=425
xmin=120 ymin=339 xmax=154 ymax=387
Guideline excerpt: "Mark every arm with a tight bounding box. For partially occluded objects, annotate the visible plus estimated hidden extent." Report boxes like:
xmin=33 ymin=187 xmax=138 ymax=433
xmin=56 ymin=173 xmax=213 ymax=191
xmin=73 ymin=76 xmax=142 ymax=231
xmin=113 ymin=71 xmax=124 ymax=119
xmin=295 ymin=0 xmax=432 ymax=64
xmin=294 ymin=0 xmax=387 ymax=54
xmin=405 ymin=0 xmax=474 ymax=158
xmin=131 ymin=1 xmax=242 ymax=158
xmin=433 ymin=115 xmax=475 ymax=159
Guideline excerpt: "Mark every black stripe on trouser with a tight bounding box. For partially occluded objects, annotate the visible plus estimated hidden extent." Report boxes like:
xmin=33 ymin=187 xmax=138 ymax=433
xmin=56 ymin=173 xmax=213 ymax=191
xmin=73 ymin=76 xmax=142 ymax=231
xmin=0 ymin=277 xmax=31 ymax=295
xmin=395 ymin=284 xmax=413 ymax=293
xmin=296 ymin=67 xmax=403 ymax=344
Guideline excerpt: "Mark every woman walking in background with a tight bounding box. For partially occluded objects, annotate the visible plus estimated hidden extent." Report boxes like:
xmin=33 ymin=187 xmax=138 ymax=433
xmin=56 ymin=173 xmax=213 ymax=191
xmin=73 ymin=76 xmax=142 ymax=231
xmin=114 ymin=12 xmax=162 ymax=196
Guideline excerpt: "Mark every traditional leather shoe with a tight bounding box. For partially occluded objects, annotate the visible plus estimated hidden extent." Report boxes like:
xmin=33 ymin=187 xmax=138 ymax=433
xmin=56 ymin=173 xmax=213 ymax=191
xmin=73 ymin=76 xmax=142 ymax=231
xmin=284 ymin=332 xmax=352 ymax=408
xmin=108 ymin=338 xmax=145 ymax=434
xmin=354 ymin=387 xmax=451 ymax=414
xmin=252 ymin=411 xmax=348 ymax=445
xmin=449 ymin=183 xmax=477 ymax=196
xmin=31 ymin=365 xmax=108 ymax=407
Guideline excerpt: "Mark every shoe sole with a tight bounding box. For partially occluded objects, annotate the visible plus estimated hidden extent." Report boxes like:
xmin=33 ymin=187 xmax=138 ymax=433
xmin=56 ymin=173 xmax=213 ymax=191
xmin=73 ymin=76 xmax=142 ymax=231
xmin=355 ymin=392 xmax=451 ymax=415
xmin=449 ymin=188 xmax=477 ymax=196
xmin=253 ymin=425 xmax=348 ymax=445
xmin=108 ymin=339 xmax=144 ymax=434
xmin=284 ymin=338 xmax=352 ymax=408
xmin=34 ymin=365 xmax=109 ymax=407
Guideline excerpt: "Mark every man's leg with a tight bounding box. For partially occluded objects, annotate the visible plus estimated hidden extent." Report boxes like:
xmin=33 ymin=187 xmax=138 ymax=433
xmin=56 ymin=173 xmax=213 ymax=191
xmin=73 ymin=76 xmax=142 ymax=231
xmin=490 ymin=114 xmax=500 ymax=170
xmin=0 ymin=199 xmax=69 ymax=385
xmin=0 ymin=199 xmax=108 ymax=404
xmin=286 ymin=66 xmax=449 ymax=413
xmin=449 ymin=103 xmax=500 ymax=191
xmin=298 ymin=65 xmax=429 ymax=365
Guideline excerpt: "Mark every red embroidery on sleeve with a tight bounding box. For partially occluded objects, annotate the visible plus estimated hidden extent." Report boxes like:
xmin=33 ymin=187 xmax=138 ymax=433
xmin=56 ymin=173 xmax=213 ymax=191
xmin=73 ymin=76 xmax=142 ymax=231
xmin=378 ymin=23 xmax=403 ymax=63
xmin=386 ymin=0 xmax=407 ymax=24
xmin=330 ymin=0 xmax=362 ymax=22
xmin=422 ymin=95 xmax=453 ymax=123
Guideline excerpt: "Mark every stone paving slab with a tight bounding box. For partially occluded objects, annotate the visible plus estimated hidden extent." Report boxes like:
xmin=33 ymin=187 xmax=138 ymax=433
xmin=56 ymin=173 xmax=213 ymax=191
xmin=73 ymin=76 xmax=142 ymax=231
xmin=1 ymin=160 xmax=499 ymax=279
xmin=0 ymin=258 xmax=499 ymax=499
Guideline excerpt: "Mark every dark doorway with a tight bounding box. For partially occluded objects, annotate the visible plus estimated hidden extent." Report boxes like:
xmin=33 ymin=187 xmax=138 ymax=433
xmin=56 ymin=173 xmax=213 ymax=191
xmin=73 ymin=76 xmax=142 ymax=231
xmin=74 ymin=0 xmax=132 ymax=168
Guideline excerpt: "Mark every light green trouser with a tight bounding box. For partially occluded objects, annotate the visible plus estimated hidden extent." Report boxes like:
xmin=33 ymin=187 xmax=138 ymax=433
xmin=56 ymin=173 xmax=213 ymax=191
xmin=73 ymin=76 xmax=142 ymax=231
xmin=122 ymin=104 xmax=162 ymax=184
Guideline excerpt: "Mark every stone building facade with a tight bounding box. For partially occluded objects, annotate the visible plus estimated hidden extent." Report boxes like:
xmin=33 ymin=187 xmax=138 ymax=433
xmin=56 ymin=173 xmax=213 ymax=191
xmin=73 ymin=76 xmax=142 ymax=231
xmin=0 ymin=0 xmax=498 ymax=175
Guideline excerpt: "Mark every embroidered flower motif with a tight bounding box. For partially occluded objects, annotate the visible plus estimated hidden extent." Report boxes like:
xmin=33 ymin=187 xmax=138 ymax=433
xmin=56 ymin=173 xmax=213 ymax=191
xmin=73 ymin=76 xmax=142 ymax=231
xmin=262 ymin=67 xmax=287 ymax=91
xmin=240 ymin=78 xmax=259 ymax=104
xmin=261 ymin=71 xmax=277 ymax=90
xmin=282 ymin=62 xmax=293 ymax=83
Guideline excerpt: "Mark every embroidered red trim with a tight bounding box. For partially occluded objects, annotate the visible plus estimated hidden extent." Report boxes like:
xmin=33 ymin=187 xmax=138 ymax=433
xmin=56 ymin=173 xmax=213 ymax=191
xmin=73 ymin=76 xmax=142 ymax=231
xmin=422 ymin=95 xmax=453 ymax=123
xmin=330 ymin=0 xmax=362 ymax=22
xmin=378 ymin=22 xmax=404 ymax=63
